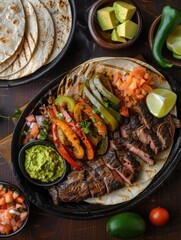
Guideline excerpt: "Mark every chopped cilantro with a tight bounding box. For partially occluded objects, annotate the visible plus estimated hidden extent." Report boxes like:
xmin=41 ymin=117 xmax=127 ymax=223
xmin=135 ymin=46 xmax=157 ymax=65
xmin=92 ymin=108 xmax=98 ymax=114
xmin=57 ymin=113 xmax=64 ymax=119
xmin=103 ymin=102 xmax=109 ymax=108
xmin=98 ymin=121 xmax=103 ymax=125
xmin=38 ymin=130 xmax=47 ymax=140
xmin=82 ymin=128 xmax=89 ymax=134
xmin=42 ymin=119 xmax=48 ymax=125
xmin=92 ymin=117 xmax=96 ymax=123
xmin=17 ymin=207 xmax=23 ymax=213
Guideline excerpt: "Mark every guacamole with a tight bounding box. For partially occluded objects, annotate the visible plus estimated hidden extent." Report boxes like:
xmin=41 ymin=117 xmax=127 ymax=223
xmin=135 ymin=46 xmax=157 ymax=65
xmin=24 ymin=145 xmax=65 ymax=182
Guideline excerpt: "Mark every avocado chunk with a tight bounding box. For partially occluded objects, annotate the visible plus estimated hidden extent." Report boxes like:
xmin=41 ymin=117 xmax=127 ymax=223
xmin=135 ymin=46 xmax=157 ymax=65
xmin=111 ymin=29 xmax=127 ymax=42
xmin=117 ymin=20 xmax=138 ymax=39
xmin=113 ymin=1 xmax=136 ymax=23
xmin=97 ymin=6 xmax=117 ymax=31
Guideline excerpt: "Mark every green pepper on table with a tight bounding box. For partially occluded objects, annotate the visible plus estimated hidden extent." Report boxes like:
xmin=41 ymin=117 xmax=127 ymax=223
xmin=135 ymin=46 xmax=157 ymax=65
xmin=152 ymin=5 xmax=181 ymax=68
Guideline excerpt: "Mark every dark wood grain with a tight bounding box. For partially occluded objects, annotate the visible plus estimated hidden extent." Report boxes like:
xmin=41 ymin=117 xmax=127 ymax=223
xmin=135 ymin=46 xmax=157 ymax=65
xmin=0 ymin=1 xmax=181 ymax=239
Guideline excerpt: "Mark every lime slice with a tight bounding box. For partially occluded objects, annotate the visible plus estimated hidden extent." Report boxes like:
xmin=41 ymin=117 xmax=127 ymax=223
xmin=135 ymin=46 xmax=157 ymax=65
xmin=166 ymin=25 xmax=181 ymax=55
xmin=146 ymin=88 xmax=177 ymax=118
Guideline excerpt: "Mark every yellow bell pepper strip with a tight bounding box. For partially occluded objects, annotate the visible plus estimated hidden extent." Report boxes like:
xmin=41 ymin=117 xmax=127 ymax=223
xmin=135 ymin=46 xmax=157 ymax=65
xmin=54 ymin=96 xmax=76 ymax=113
xmin=83 ymin=84 xmax=119 ymax=131
xmin=52 ymin=122 xmax=81 ymax=169
xmin=51 ymin=117 xmax=84 ymax=159
xmin=74 ymin=100 xmax=107 ymax=136
xmin=59 ymin=106 xmax=94 ymax=160
xmin=49 ymin=108 xmax=81 ymax=169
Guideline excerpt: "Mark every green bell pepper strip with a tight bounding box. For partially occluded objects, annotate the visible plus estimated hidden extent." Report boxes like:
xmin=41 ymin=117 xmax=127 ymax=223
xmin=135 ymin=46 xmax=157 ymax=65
xmin=83 ymin=84 xmax=119 ymax=131
xmin=152 ymin=5 xmax=181 ymax=68
xmin=97 ymin=135 xmax=109 ymax=155
xmin=93 ymin=74 xmax=121 ymax=107
xmin=89 ymin=78 xmax=122 ymax=123
xmin=54 ymin=96 xmax=76 ymax=113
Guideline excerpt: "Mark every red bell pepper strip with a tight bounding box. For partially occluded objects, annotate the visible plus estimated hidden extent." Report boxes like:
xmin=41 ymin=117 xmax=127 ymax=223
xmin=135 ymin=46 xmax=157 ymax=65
xmin=52 ymin=122 xmax=81 ymax=169
xmin=49 ymin=108 xmax=81 ymax=169
xmin=59 ymin=106 xmax=94 ymax=160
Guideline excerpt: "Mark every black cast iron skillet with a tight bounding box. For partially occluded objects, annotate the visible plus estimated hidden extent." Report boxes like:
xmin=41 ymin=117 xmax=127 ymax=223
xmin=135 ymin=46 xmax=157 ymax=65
xmin=11 ymin=71 xmax=181 ymax=219
xmin=0 ymin=0 xmax=76 ymax=88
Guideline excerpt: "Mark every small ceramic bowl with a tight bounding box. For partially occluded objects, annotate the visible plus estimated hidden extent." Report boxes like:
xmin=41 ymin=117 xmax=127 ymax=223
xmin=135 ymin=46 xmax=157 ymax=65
xmin=88 ymin=0 xmax=143 ymax=49
xmin=0 ymin=181 xmax=30 ymax=238
xmin=148 ymin=15 xmax=181 ymax=68
xmin=18 ymin=140 xmax=67 ymax=187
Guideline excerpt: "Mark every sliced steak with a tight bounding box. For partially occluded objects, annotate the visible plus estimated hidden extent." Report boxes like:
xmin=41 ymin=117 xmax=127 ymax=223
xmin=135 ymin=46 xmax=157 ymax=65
xmin=120 ymin=138 xmax=155 ymax=165
xmin=87 ymin=157 xmax=122 ymax=194
xmin=135 ymin=125 xmax=162 ymax=154
xmin=134 ymin=102 xmax=154 ymax=129
xmin=102 ymin=142 xmax=140 ymax=185
xmin=86 ymin=172 xmax=102 ymax=198
xmin=57 ymin=181 xmax=91 ymax=202
xmin=84 ymin=164 xmax=106 ymax=196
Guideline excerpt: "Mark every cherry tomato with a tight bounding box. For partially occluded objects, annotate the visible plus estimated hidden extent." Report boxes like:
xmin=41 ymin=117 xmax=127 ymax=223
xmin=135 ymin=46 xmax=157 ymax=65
xmin=149 ymin=207 xmax=169 ymax=226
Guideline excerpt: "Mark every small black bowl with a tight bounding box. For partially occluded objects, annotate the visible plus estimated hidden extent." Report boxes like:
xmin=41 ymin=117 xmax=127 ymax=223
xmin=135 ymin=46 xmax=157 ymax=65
xmin=0 ymin=181 xmax=30 ymax=238
xmin=18 ymin=140 xmax=67 ymax=187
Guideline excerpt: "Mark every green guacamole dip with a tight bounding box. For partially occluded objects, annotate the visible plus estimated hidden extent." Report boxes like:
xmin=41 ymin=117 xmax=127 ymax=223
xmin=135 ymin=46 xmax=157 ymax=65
xmin=24 ymin=145 xmax=65 ymax=182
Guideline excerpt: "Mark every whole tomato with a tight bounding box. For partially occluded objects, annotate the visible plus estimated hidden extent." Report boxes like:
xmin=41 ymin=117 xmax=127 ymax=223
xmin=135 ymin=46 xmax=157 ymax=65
xmin=149 ymin=207 xmax=169 ymax=226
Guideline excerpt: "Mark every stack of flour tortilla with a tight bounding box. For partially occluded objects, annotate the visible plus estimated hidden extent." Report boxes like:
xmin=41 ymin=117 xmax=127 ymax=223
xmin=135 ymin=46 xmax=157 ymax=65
xmin=0 ymin=0 xmax=72 ymax=80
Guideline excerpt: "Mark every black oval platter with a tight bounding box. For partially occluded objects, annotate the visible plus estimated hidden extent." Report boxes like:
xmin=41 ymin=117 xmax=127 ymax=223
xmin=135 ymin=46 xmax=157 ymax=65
xmin=11 ymin=69 xmax=181 ymax=219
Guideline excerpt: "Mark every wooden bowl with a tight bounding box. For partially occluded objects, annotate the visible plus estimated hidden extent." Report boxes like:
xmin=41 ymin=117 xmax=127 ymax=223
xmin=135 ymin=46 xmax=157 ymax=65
xmin=88 ymin=0 xmax=143 ymax=49
xmin=148 ymin=15 xmax=181 ymax=68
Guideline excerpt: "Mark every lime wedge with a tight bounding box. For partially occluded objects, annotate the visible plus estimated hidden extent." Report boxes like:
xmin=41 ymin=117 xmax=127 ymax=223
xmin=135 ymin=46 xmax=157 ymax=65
xmin=166 ymin=25 xmax=181 ymax=55
xmin=146 ymin=88 xmax=177 ymax=118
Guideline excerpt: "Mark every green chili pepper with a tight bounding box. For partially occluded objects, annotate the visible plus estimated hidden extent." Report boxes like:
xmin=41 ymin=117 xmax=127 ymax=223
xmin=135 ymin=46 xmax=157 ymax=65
xmin=152 ymin=5 xmax=181 ymax=68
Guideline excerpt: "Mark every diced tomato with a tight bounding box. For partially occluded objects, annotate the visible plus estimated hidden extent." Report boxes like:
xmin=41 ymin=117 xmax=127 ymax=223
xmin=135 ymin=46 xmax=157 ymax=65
xmin=0 ymin=197 xmax=6 ymax=206
xmin=0 ymin=184 xmax=28 ymax=235
xmin=4 ymin=192 xmax=13 ymax=203
xmin=16 ymin=196 xmax=24 ymax=204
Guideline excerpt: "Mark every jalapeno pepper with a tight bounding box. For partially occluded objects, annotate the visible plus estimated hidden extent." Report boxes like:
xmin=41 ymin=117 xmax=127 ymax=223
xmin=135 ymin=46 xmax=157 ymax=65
xmin=152 ymin=5 xmax=181 ymax=68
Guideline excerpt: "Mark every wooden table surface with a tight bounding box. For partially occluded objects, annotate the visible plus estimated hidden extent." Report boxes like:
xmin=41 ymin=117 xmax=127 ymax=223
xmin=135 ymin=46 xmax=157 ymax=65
xmin=0 ymin=0 xmax=181 ymax=239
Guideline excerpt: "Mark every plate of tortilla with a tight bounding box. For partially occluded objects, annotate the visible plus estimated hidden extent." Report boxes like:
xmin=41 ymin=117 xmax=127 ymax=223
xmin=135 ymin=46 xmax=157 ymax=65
xmin=11 ymin=57 xmax=181 ymax=219
xmin=0 ymin=0 xmax=76 ymax=87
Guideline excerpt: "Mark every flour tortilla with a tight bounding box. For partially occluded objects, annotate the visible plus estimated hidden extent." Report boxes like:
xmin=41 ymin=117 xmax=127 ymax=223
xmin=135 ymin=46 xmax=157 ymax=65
xmin=57 ymin=57 xmax=177 ymax=205
xmin=5 ymin=0 xmax=55 ymax=80
xmin=0 ymin=0 xmax=38 ymax=77
xmin=40 ymin=0 xmax=72 ymax=63
xmin=0 ymin=0 xmax=25 ymax=64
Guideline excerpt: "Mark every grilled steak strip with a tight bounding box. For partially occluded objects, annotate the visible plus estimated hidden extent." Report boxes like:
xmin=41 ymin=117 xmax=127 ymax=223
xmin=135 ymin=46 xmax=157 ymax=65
xmin=102 ymin=141 xmax=140 ymax=185
xmin=87 ymin=158 xmax=122 ymax=194
xmin=120 ymin=138 xmax=155 ymax=165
